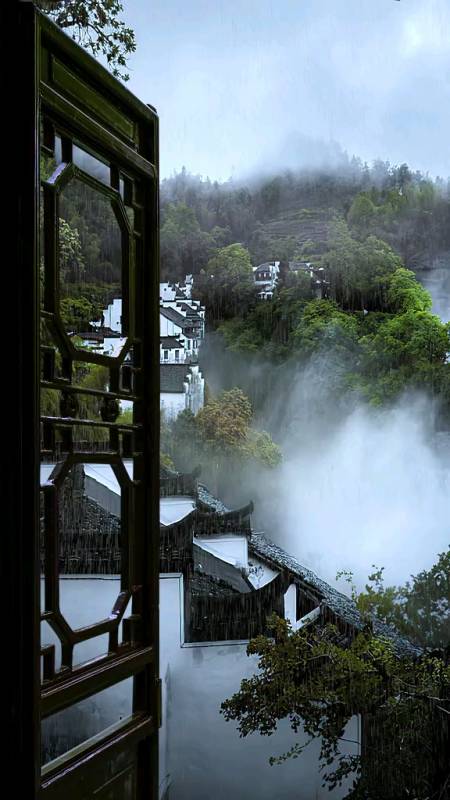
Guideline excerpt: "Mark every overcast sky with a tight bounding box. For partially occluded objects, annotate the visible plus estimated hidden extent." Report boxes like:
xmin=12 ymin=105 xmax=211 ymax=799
xmin=122 ymin=0 xmax=450 ymax=180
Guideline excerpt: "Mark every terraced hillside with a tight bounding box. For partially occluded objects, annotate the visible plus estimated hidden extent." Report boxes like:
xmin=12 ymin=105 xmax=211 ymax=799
xmin=256 ymin=206 xmax=339 ymax=260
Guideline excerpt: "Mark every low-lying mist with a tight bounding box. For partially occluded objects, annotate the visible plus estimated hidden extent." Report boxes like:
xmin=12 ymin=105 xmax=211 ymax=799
xmin=200 ymin=335 xmax=450 ymax=591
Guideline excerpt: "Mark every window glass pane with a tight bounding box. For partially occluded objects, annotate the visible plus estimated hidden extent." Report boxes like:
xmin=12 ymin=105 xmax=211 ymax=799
xmin=73 ymin=144 xmax=110 ymax=185
xmin=41 ymin=679 xmax=133 ymax=768
xmin=54 ymin=134 xmax=62 ymax=165
xmin=58 ymin=176 xmax=127 ymax=357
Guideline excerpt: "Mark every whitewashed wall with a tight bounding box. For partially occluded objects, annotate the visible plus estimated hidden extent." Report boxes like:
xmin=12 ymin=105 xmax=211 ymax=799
xmin=160 ymin=314 xmax=183 ymax=338
xmin=160 ymin=344 xmax=187 ymax=363
xmin=159 ymin=574 xmax=360 ymax=800
xmin=247 ymin=556 xmax=279 ymax=589
xmin=184 ymin=365 xmax=204 ymax=414
xmin=41 ymin=576 xmax=360 ymax=796
xmin=194 ymin=535 xmax=248 ymax=568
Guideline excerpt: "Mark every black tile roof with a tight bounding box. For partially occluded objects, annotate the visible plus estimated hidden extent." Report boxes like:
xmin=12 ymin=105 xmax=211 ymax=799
xmin=160 ymin=363 xmax=192 ymax=392
xmin=249 ymin=534 xmax=421 ymax=658
xmin=197 ymin=486 xmax=421 ymax=658
xmin=160 ymin=306 xmax=186 ymax=327
xmin=160 ymin=336 xmax=184 ymax=349
xmin=193 ymin=544 xmax=252 ymax=594
xmin=160 ymin=305 xmax=202 ymax=329
xmin=176 ymin=302 xmax=203 ymax=319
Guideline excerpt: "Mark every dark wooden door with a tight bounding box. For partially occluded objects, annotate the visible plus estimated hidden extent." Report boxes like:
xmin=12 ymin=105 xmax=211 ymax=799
xmin=6 ymin=5 xmax=159 ymax=799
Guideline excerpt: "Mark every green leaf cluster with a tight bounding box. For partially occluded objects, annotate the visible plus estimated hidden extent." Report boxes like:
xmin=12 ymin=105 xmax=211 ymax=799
xmin=222 ymin=583 xmax=450 ymax=799
xmin=38 ymin=1 xmax=136 ymax=81
xmin=340 ymin=552 xmax=450 ymax=651
xmin=161 ymin=389 xmax=282 ymax=493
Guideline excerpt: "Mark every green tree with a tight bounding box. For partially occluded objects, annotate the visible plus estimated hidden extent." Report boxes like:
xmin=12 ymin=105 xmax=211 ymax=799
xmin=291 ymin=299 xmax=359 ymax=360
xmin=38 ymin=0 xmax=136 ymax=81
xmin=322 ymin=220 xmax=403 ymax=311
xmin=348 ymin=193 xmax=377 ymax=236
xmin=160 ymin=203 xmax=214 ymax=280
xmin=197 ymin=388 xmax=281 ymax=464
xmin=60 ymin=295 xmax=101 ymax=332
xmin=196 ymin=387 xmax=253 ymax=452
xmin=221 ymin=584 xmax=450 ymax=799
xmin=195 ymin=388 xmax=281 ymax=493
xmin=200 ymin=244 xmax=256 ymax=321
xmin=59 ymin=218 xmax=85 ymax=285
xmin=164 ymin=390 xmax=281 ymax=494
xmin=358 ymin=309 xmax=449 ymax=403
xmin=219 ymin=301 xmax=276 ymax=354
xmin=40 ymin=342 xmax=110 ymax=444
xmin=386 ymin=268 xmax=432 ymax=314
xmin=345 ymin=551 xmax=450 ymax=651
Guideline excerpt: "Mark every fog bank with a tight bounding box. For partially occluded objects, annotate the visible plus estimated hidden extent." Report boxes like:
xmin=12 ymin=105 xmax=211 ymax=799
xmin=200 ymin=335 xmax=450 ymax=589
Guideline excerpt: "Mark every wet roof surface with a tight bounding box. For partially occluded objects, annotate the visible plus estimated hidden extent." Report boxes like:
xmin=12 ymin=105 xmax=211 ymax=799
xmin=198 ymin=484 xmax=421 ymax=657
xmin=249 ymin=534 xmax=421 ymax=657
xmin=160 ymin=496 xmax=197 ymax=526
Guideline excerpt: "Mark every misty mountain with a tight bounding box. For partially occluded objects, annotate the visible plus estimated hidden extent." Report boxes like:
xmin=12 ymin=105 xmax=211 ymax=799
xmin=161 ymin=159 xmax=450 ymax=281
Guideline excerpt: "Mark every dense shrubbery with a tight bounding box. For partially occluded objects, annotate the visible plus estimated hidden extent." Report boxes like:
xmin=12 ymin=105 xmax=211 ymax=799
xmin=217 ymin=223 xmax=450 ymax=410
xmin=161 ymin=388 xmax=281 ymax=496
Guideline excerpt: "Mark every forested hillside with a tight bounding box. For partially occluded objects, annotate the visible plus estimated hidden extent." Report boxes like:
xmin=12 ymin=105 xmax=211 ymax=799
xmin=161 ymin=159 xmax=450 ymax=280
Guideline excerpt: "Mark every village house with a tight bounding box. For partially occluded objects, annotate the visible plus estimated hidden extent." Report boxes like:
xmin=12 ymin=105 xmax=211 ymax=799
xmin=74 ymin=297 xmax=127 ymax=357
xmin=160 ymin=335 xmax=186 ymax=364
xmin=288 ymin=260 xmax=329 ymax=299
xmin=160 ymin=278 xmax=206 ymax=418
xmin=159 ymin=306 xmax=203 ymax=360
xmin=253 ymin=260 xmax=280 ymax=300
xmin=72 ymin=280 xmax=206 ymax=420
xmin=160 ymin=363 xmax=205 ymax=419
xmin=252 ymin=260 xmax=329 ymax=302
xmin=160 ymin=278 xmax=205 ymax=349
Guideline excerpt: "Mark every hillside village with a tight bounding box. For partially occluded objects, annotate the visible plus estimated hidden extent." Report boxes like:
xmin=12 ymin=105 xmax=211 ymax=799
xmin=38 ymin=144 xmax=450 ymax=800
xmin=38 ymin=166 xmax=450 ymax=798
xmin=159 ymin=276 xmax=206 ymax=419
xmin=41 ymin=252 xmax=443 ymax=799
xmin=22 ymin=6 xmax=450 ymax=800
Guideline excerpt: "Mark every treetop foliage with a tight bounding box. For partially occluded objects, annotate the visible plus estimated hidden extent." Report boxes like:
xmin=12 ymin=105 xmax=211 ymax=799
xmin=221 ymin=578 xmax=450 ymax=799
xmin=161 ymin=388 xmax=282 ymax=495
xmin=160 ymin=159 xmax=450 ymax=286
xmin=339 ymin=550 xmax=450 ymax=652
xmin=196 ymin=388 xmax=253 ymax=454
xmin=196 ymin=244 xmax=256 ymax=322
xmin=38 ymin=0 xmax=136 ymax=81
xmin=218 ymin=226 xmax=450 ymax=410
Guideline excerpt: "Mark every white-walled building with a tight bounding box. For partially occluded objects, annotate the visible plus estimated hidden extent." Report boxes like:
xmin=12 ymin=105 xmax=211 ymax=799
xmin=160 ymin=335 xmax=186 ymax=364
xmin=160 ymin=363 xmax=205 ymax=419
xmin=74 ymin=296 xmax=127 ymax=356
xmin=40 ymin=463 xmax=419 ymax=798
xmin=159 ymin=306 xmax=203 ymax=359
xmin=159 ymin=277 xmax=206 ymax=417
xmin=253 ymin=261 xmax=280 ymax=300
xmin=251 ymin=260 xmax=329 ymax=302
xmin=160 ymin=275 xmax=194 ymax=302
